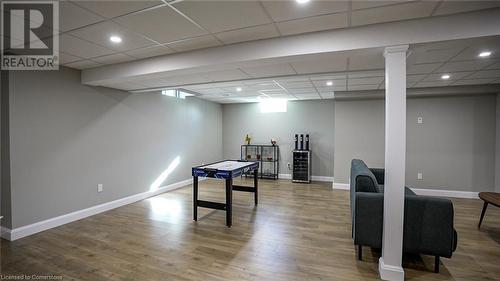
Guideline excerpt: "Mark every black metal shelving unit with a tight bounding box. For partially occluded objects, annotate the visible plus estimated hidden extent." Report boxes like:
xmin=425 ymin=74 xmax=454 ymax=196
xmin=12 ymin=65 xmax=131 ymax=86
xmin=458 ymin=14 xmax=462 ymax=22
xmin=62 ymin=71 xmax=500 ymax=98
xmin=241 ymin=144 xmax=279 ymax=180
xmin=292 ymin=150 xmax=311 ymax=183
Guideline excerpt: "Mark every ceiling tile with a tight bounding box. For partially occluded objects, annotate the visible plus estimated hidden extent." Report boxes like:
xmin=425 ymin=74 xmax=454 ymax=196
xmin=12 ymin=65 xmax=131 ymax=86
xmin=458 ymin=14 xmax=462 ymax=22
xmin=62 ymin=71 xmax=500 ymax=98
xmin=351 ymin=1 xmax=437 ymax=26
xmin=319 ymin=92 xmax=335 ymax=99
xmin=69 ymin=21 xmax=155 ymax=52
xmin=165 ymin=35 xmax=222 ymax=52
xmin=59 ymin=52 xmax=83 ymax=64
xmin=436 ymin=60 xmax=494 ymax=72
xmin=241 ymin=63 xmax=296 ymax=78
xmin=313 ymin=80 xmax=346 ymax=88
xmin=295 ymin=94 xmax=321 ymax=100
xmin=60 ymin=34 xmax=114 ymax=58
xmin=114 ymin=6 xmax=207 ymax=43
xmin=347 ymin=84 xmax=380 ymax=91
xmin=246 ymin=82 xmax=282 ymax=91
xmin=125 ymin=45 xmax=174 ymax=59
xmin=200 ymin=69 xmax=250 ymax=81
xmin=450 ymin=78 xmax=498 ymax=86
xmin=408 ymin=47 xmax=465 ymax=64
xmin=348 ymin=50 xmax=384 ymax=70
xmin=423 ymin=72 xmax=473 ymax=82
xmin=333 ymin=85 xmax=347 ymax=91
xmin=414 ymin=81 xmax=451 ymax=88
xmin=287 ymin=88 xmax=317 ymax=94
xmin=315 ymin=86 xmax=336 ymax=93
xmin=91 ymin=53 xmax=136 ymax=64
xmin=450 ymin=37 xmax=500 ymax=61
xmin=352 ymin=1 xmax=410 ymax=10
xmin=485 ymin=60 xmax=500 ymax=70
xmin=348 ymin=77 xmax=384 ymax=85
xmin=466 ymin=69 xmax=500 ymax=79
xmin=75 ymin=1 xmax=162 ymax=19
xmin=64 ymin=59 xmax=102 ymax=70
xmin=348 ymin=70 xmax=384 ymax=78
xmin=406 ymin=74 xmax=427 ymax=83
xmin=279 ymin=81 xmax=314 ymax=89
xmin=60 ymin=1 xmax=105 ymax=32
xmin=261 ymin=1 xmax=348 ymax=22
xmin=433 ymin=1 xmax=500 ymax=16
xmin=214 ymin=24 xmax=279 ymax=45
xmin=173 ymin=1 xmax=272 ymax=33
xmin=276 ymin=13 xmax=348 ymax=36
xmin=260 ymin=89 xmax=288 ymax=96
xmin=310 ymin=73 xmax=347 ymax=80
xmin=407 ymin=63 xmax=442 ymax=75
xmin=290 ymin=53 xmax=348 ymax=74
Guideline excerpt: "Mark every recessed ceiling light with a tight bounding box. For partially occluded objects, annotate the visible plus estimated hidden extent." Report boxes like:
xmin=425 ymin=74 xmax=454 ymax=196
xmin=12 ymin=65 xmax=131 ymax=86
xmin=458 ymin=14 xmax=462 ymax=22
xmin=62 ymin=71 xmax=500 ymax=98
xmin=479 ymin=51 xmax=492 ymax=58
xmin=296 ymin=0 xmax=310 ymax=4
xmin=109 ymin=36 xmax=122 ymax=43
xmin=441 ymin=74 xmax=450 ymax=80
xmin=326 ymin=81 xmax=333 ymax=86
xmin=236 ymin=87 xmax=242 ymax=92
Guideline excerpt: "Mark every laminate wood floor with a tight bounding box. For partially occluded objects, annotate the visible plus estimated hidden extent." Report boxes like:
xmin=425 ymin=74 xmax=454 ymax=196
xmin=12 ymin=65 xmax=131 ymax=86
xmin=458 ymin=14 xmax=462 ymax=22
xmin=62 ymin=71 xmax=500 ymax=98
xmin=1 ymin=179 xmax=500 ymax=281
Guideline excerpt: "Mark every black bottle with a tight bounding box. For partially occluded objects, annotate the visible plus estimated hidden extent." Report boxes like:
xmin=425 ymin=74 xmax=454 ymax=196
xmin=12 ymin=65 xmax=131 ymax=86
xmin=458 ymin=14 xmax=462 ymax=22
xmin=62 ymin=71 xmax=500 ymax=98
xmin=300 ymin=134 xmax=304 ymax=150
xmin=294 ymin=134 xmax=298 ymax=150
xmin=305 ymin=134 xmax=309 ymax=150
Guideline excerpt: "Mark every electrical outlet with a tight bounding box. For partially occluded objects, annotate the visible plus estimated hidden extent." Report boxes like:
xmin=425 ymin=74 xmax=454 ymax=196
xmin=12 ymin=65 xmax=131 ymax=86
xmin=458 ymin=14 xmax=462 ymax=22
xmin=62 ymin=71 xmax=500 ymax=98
xmin=417 ymin=117 xmax=423 ymax=124
xmin=287 ymin=163 xmax=291 ymax=170
xmin=97 ymin=184 xmax=103 ymax=192
xmin=417 ymin=173 xmax=423 ymax=180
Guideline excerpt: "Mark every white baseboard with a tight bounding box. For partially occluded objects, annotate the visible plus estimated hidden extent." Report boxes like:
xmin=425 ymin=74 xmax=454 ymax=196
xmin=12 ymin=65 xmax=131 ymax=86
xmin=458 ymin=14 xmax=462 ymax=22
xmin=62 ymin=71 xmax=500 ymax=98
xmin=1 ymin=178 xmax=197 ymax=241
xmin=410 ymin=188 xmax=479 ymax=199
xmin=332 ymin=182 xmax=350 ymax=190
xmin=379 ymin=257 xmax=404 ymax=281
xmin=278 ymin=174 xmax=334 ymax=182
xmin=331 ymin=183 xmax=479 ymax=199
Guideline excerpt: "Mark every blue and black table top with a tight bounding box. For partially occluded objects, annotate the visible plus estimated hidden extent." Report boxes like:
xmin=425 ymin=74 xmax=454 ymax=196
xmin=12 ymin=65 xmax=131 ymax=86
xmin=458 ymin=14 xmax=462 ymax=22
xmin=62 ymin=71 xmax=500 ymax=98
xmin=192 ymin=160 xmax=259 ymax=179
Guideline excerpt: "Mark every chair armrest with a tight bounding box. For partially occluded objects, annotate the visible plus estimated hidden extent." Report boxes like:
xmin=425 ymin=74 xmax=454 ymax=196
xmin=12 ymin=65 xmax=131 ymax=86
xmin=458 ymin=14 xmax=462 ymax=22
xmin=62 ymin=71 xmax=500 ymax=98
xmin=354 ymin=192 xmax=384 ymax=248
xmin=403 ymin=196 xmax=457 ymax=258
xmin=369 ymin=168 xmax=385 ymax=185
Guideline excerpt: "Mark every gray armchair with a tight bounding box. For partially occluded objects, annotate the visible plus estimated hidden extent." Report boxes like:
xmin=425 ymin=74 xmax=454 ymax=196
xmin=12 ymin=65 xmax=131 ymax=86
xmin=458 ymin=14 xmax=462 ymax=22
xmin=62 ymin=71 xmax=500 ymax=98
xmin=350 ymin=159 xmax=457 ymax=273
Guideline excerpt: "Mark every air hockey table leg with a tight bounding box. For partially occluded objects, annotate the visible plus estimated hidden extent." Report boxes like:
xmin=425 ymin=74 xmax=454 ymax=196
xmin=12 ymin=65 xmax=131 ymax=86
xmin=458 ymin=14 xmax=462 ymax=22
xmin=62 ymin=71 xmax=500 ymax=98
xmin=254 ymin=169 xmax=258 ymax=205
xmin=226 ymin=178 xmax=233 ymax=227
xmin=193 ymin=176 xmax=198 ymax=221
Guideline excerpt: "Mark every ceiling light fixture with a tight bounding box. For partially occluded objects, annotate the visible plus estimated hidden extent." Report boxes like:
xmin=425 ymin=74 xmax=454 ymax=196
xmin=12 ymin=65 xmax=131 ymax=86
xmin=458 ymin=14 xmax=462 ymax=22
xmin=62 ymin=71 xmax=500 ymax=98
xmin=441 ymin=74 xmax=450 ymax=80
xmin=236 ymin=87 xmax=242 ymax=92
xmin=326 ymin=81 xmax=333 ymax=86
xmin=109 ymin=36 xmax=122 ymax=43
xmin=296 ymin=0 xmax=310 ymax=4
xmin=479 ymin=51 xmax=492 ymax=58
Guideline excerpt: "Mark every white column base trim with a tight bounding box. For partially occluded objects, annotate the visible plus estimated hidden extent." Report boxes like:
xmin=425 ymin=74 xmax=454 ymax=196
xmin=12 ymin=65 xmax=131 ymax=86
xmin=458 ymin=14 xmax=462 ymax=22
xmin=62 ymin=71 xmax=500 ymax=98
xmin=278 ymin=174 xmax=334 ymax=182
xmin=379 ymin=257 xmax=405 ymax=281
xmin=332 ymin=182 xmax=350 ymax=190
xmin=410 ymin=188 xmax=479 ymax=199
xmin=0 ymin=178 xmax=201 ymax=241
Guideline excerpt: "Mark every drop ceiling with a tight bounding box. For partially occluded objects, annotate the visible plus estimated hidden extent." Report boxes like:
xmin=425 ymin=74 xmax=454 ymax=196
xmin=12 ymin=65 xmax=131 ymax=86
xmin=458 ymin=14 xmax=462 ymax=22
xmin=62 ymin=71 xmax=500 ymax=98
xmin=13 ymin=0 xmax=499 ymax=69
xmin=7 ymin=0 xmax=500 ymax=103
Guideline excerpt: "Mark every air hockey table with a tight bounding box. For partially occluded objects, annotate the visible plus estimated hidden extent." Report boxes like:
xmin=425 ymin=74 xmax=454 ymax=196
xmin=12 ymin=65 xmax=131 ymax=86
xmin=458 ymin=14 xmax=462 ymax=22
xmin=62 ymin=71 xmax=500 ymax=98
xmin=192 ymin=160 xmax=259 ymax=227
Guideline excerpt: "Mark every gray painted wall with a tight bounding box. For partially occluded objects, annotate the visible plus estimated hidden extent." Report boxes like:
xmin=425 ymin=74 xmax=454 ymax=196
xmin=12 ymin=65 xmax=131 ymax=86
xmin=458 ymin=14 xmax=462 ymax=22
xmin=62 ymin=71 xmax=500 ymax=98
xmin=335 ymin=95 xmax=497 ymax=192
xmin=496 ymin=94 xmax=500 ymax=193
xmin=222 ymin=100 xmax=334 ymax=178
xmin=8 ymin=67 xmax=222 ymax=228
xmin=1 ymin=71 xmax=12 ymax=228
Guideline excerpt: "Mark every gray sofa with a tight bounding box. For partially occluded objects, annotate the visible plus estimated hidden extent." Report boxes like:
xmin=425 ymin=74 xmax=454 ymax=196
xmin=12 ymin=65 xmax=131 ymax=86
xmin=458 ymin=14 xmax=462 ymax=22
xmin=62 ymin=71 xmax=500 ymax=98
xmin=350 ymin=159 xmax=458 ymax=273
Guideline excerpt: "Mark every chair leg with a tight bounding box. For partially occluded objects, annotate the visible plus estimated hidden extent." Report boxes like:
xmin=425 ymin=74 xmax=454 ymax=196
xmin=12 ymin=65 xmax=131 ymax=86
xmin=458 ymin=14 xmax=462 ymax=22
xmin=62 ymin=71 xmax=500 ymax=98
xmin=358 ymin=245 xmax=362 ymax=260
xmin=434 ymin=256 xmax=440 ymax=273
xmin=478 ymin=202 xmax=488 ymax=229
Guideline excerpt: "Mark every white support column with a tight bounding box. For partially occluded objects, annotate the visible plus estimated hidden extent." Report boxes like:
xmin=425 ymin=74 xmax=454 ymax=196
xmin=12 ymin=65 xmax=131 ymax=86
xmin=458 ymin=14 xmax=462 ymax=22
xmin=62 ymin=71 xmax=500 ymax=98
xmin=379 ymin=45 xmax=408 ymax=281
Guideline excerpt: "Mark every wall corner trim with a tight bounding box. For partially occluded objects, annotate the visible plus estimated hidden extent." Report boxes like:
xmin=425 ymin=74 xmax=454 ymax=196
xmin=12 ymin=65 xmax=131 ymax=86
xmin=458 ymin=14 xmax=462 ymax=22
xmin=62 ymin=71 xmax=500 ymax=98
xmin=0 ymin=178 xmax=201 ymax=241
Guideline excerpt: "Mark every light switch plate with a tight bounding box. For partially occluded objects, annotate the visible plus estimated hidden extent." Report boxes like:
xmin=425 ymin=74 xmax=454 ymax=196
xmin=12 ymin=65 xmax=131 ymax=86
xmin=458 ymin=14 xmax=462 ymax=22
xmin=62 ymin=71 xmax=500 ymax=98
xmin=417 ymin=173 xmax=423 ymax=180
